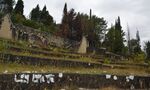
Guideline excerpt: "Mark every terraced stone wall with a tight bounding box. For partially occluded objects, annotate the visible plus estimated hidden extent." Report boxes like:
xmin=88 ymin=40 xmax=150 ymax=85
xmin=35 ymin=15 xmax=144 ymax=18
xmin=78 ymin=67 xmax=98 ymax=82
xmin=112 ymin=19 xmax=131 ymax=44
xmin=0 ymin=73 xmax=149 ymax=90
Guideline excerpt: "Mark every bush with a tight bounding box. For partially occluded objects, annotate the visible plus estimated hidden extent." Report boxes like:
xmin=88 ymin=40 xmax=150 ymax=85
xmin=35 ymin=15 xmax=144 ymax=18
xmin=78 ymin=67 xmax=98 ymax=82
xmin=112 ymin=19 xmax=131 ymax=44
xmin=0 ymin=41 xmax=8 ymax=51
xmin=11 ymin=13 xmax=25 ymax=24
xmin=22 ymin=19 xmax=40 ymax=29
xmin=11 ymin=13 xmax=57 ymax=34
xmin=104 ymin=58 xmax=111 ymax=64
xmin=133 ymin=53 xmax=145 ymax=63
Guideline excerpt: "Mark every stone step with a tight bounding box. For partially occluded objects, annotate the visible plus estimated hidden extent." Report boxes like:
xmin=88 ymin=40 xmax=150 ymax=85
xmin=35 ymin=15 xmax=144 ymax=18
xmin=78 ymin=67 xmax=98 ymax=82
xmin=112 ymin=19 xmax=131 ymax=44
xmin=0 ymin=52 xmax=102 ymax=68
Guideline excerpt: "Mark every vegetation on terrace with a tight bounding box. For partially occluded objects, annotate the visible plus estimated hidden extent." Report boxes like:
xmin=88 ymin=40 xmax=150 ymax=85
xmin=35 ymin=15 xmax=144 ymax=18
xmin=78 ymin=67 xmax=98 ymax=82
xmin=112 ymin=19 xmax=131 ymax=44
xmin=0 ymin=0 xmax=150 ymax=76
xmin=0 ymin=62 xmax=150 ymax=76
xmin=0 ymin=37 xmax=149 ymax=76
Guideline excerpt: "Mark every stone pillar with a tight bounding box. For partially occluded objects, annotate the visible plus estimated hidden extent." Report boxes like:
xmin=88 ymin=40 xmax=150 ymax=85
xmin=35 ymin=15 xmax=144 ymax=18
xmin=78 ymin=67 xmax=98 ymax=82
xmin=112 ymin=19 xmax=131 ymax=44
xmin=78 ymin=36 xmax=88 ymax=54
xmin=0 ymin=14 xmax=12 ymax=39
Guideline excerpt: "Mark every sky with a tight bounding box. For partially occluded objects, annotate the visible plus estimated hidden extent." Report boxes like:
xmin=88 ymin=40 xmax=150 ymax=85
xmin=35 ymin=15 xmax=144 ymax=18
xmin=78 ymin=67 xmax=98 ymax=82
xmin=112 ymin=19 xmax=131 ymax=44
xmin=16 ymin=0 xmax=150 ymax=47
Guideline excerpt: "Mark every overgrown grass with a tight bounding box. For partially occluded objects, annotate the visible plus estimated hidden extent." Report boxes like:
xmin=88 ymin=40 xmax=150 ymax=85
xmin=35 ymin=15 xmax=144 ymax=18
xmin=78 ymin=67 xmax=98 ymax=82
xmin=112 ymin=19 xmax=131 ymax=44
xmin=0 ymin=62 xmax=150 ymax=76
xmin=0 ymin=38 xmax=99 ymax=63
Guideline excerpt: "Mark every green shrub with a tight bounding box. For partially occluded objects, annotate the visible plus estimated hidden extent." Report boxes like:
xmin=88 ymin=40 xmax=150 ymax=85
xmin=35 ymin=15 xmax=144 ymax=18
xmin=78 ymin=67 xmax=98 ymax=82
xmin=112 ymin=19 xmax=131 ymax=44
xmin=133 ymin=53 xmax=145 ymax=63
xmin=11 ymin=13 xmax=25 ymax=24
xmin=22 ymin=19 xmax=40 ymax=29
xmin=0 ymin=41 xmax=8 ymax=51
xmin=104 ymin=58 xmax=111 ymax=64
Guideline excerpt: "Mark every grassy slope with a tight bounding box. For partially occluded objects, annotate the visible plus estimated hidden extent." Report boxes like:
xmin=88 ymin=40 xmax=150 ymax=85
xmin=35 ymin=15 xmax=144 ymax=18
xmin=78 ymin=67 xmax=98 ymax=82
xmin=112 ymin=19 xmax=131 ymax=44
xmin=0 ymin=62 xmax=150 ymax=76
xmin=0 ymin=38 xmax=150 ymax=76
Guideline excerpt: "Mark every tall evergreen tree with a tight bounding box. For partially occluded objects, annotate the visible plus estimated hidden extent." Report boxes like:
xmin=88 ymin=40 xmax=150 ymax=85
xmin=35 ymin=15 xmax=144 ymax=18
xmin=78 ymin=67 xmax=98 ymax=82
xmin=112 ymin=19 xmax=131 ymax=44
xmin=30 ymin=5 xmax=40 ymax=21
xmin=104 ymin=17 xmax=125 ymax=54
xmin=68 ymin=9 xmax=76 ymax=39
xmin=60 ymin=3 xmax=69 ymax=38
xmin=30 ymin=5 xmax=54 ymax=26
xmin=134 ymin=30 xmax=141 ymax=53
xmin=5 ymin=0 xmax=15 ymax=12
xmin=104 ymin=26 xmax=115 ymax=52
xmin=136 ymin=30 xmax=140 ymax=45
xmin=40 ymin=5 xmax=53 ymax=25
xmin=127 ymin=24 xmax=131 ymax=55
xmin=145 ymin=41 xmax=150 ymax=60
xmin=14 ymin=0 xmax=24 ymax=15
xmin=73 ymin=13 xmax=84 ymax=41
xmin=113 ymin=16 xmax=125 ymax=54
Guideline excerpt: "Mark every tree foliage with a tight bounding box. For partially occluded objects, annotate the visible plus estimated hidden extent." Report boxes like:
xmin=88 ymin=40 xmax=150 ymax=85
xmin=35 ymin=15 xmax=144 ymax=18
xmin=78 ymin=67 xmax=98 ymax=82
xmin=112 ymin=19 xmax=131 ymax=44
xmin=59 ymin=3 xmax=70 ymax=38
xmin=128 ymin=30 xmax=141 ymax=55
xmin=30 ymin=5 xmax=40 ymax=21
xmin=59 ymin=3 xmax=107 ymax=47
xmin=145 ymin=41 xmax=150 ymax=60
xmin=104 ymin=17 xmax=125 ymax=54
xmin=135 ymin=30 xmax=141 ymax=53
xmin=4 ymin=0 xmax=15 ymax=12
xmin=29 ymin=5 xmax=55 ymax=33
xmin=14 ymin=0 xmax=24 ymax=15
xmin=40 ymin=6 xmax=53 ymax=26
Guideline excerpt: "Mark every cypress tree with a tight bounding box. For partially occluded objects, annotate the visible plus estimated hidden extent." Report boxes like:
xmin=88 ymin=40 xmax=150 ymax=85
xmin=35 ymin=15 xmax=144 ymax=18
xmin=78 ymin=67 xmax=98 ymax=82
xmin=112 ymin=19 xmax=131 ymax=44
xmin=60 ymin=3 xmax=69 ymax=38
xmin=113 ymin=16 xmax=125 ymax=54
xmin=145 ymin=41 xmax=150 ymax=60
xmin=134 ymin=30 xmax=141 ymax=53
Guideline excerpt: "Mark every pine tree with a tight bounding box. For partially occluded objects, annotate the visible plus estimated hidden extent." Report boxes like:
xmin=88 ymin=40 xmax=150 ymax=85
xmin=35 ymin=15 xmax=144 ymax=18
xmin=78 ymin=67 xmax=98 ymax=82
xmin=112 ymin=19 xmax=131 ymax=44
xmin=104 ymin=17 xmax=125 ymax=54
xmin=30 ymin=5 xmax=54 ymax=26
xmin=104 ymin=26 xmax=115 ymax=52
xmin=145 ymin=41 xmax=150 ymax=60
xmin=5 ymin=0 xmax=15 ymax=12
xmin=40 ymin=5 xmax=53 ymax=25
xmin=73 ymin=13 xmax=83 ymax=41
xmin=68 ymin=9 xmax=76 ymax=39
xmin=134 ymin=30 xmax=141 ymax=53
xmin=127 ymin=24 xmax=131 ymax=55
xmin=14 ymin=0 xmax=24 ymax=15
xmin=60 ymin=3 xmax=69 ymax=38
xmin=113 ymin=16 xmax=125 ymax=54
xmin=30 ymin=5 xmax=40 ymax=21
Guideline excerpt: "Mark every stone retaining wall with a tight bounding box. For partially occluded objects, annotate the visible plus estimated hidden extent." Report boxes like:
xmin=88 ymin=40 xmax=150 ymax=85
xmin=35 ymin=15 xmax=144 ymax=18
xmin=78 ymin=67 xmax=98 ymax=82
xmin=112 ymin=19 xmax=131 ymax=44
xmin=0 ymin=53 xmax=102 ymax=68
xmin=0 ymin=73 xmax=149 ymax=90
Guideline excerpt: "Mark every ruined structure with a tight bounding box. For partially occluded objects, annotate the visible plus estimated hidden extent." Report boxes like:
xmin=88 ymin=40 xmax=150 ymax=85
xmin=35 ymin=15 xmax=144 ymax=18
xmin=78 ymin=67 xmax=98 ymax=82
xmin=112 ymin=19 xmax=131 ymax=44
xmin=0 ymin=1 xmax=88 ymax=53
xmin=0 ymin=14 xmax=12 ymax=39
xmin=0 ymin=13 xmax=79 ymax=49
xmin=78 ymin=36 xmax=89 ymax=54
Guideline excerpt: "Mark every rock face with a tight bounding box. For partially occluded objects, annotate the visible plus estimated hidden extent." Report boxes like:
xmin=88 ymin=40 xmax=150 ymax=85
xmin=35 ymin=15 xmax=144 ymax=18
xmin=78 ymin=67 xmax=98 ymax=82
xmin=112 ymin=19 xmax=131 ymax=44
xmin=78 ymin=36 xmax=89 ymax=54
xmin=0 ymin=14 xmax=12 ymax=39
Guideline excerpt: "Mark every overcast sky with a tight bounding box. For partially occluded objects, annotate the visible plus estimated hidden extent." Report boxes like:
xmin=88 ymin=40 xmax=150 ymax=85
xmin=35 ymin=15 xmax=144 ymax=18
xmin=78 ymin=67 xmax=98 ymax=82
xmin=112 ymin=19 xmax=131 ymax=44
xmin=17 ymin=0 xmax=150 ymax=46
